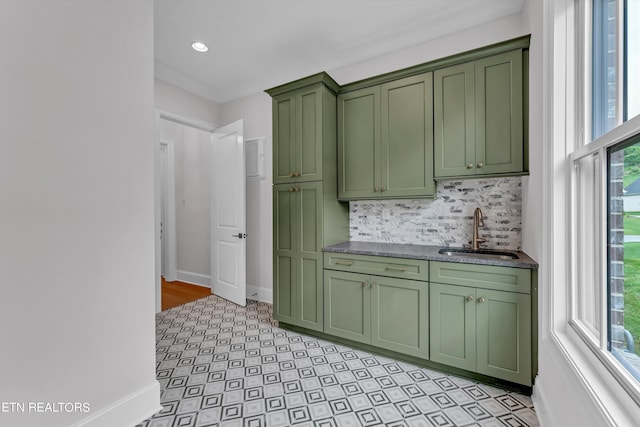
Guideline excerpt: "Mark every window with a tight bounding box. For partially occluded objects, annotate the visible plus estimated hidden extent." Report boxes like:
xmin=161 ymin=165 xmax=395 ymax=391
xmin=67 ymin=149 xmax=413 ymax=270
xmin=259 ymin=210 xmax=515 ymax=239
xmin=592 ymin=0 xmax=640 ymax=139
xmin=571 ymin=0 xmax=640 ymax=399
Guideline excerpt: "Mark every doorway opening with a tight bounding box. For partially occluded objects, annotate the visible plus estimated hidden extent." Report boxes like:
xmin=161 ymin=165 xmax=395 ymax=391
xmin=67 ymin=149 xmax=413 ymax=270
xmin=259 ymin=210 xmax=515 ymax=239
xmin=154 ymin=110 xmax=246 ymax=312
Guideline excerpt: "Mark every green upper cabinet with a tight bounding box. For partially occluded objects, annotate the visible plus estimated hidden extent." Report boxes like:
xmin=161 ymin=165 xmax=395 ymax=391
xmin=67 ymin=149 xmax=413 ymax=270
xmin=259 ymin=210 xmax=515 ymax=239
xmin=269 ymin=73 xmax=340 ymax=184
xmin=273 ymin=86 xmax=323 ymax=183
xmin=338 ymin=72 xmax=435 ymax=200
xmin=434 ymin=49 xmax=524 ymax=179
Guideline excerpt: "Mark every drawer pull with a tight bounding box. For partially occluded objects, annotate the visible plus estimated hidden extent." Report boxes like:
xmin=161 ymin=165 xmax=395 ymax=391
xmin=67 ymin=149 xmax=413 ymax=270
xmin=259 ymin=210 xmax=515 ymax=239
xmin=385 ymin=266 xmax=407 ymax=272
xmin=335 ymin=260 xmax=354 ymax=266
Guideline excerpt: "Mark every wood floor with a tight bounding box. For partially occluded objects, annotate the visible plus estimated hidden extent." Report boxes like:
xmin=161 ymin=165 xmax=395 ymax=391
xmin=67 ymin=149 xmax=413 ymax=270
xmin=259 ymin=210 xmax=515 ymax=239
xmin=161 ymin=277 xmax=211 ymax=311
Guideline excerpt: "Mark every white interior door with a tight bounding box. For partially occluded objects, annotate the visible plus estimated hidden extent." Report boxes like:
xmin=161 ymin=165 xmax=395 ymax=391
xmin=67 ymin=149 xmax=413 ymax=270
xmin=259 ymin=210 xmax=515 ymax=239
xmin=211 ymin=120 xmax=246 ymax=306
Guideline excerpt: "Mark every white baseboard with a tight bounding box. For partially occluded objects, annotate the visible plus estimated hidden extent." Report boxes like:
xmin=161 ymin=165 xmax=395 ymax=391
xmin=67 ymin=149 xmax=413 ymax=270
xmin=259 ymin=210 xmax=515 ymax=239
xmin=247 ymin=284 xmax=272 ymax=304
xmin=531 ymin=377 xmax=551 ymax=427
xmin=176 ymin=270 xmax=211 ymax=288
xmin=170 ymin=273 xmax=271 ymax=303
xmin=74 ymin=381 xmax=161 ymax=427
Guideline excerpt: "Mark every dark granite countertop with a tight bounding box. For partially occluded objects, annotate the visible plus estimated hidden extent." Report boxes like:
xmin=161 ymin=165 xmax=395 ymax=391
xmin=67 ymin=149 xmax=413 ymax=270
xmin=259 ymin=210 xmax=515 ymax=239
xmin=323 ymin=241 xmax=538 ymax=270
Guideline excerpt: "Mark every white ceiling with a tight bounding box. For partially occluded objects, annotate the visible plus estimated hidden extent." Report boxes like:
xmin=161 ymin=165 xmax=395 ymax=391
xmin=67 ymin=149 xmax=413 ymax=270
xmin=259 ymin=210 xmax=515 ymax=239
xmin=154 ymin=0 xmax=524 ymax=104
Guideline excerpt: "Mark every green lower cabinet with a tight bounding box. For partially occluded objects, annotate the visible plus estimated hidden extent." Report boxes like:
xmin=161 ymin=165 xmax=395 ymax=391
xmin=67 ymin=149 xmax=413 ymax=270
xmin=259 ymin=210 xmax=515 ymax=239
xmin=324 ymin=269 xmax=429 ymax=358
xmin=273 ymin=182 xmax=325 ymax=332
xmin=429 ymin=283 xmax=477 ymax=371
xmin=274 ymin=253 xmax=296 ymax=324
xmin=430 ymin=282 xmax=532 ymax=386
xmin=324 ymin=270 xmax=370 ymax=343
xmin=371 ymin=276 xmax=429 ymax=358
xmin=476 ymin=288 xmax=531 ymax=385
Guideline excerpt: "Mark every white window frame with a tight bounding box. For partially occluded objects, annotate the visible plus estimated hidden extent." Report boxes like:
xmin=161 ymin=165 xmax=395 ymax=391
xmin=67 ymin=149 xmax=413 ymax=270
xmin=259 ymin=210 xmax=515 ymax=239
xmin=568 ymin=0 xmax=640 ymax=405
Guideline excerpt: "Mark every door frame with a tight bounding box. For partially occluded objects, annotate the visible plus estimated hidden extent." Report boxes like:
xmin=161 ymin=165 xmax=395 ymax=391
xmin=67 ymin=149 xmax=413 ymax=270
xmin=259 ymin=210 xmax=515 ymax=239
xmin=159 ymin=139 xmax=177 ymax=283
xmin=154 ymin=109 xmax=217 ymax=313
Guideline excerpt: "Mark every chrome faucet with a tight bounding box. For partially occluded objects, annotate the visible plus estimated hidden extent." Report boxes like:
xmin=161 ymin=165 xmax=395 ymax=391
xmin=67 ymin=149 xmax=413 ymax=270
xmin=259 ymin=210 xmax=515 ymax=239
xmin=472 ymin=207 xmax=486 ymax=251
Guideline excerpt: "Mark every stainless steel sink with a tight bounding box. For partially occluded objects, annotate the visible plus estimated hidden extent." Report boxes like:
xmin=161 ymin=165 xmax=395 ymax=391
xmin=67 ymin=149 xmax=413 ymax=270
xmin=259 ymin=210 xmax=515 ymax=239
xmin=438 ymin=248 xmax=519 ymax=260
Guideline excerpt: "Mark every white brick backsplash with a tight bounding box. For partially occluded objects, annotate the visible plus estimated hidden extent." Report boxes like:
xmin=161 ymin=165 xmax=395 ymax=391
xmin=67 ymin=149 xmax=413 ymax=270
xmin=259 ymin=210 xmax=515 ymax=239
xmin=349 ymin=177 xmax=522 ymax=250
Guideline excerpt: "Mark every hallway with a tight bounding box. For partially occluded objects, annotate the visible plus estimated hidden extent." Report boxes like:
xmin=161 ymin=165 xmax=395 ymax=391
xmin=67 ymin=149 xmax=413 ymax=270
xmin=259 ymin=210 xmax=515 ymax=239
xmin=162 ymin=277 xmax=211 ymax=311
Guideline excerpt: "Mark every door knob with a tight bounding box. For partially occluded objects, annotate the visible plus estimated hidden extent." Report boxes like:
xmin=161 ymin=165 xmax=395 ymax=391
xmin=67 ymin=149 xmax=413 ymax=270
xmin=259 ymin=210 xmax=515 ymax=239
xmin=232 ymin=233 xmax=247 ymax=239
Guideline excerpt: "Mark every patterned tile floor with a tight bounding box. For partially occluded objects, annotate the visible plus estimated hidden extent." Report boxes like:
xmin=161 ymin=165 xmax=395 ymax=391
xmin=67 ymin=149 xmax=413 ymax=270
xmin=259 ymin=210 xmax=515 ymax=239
xmin=138 ymin=295 xmax=539 ymax=427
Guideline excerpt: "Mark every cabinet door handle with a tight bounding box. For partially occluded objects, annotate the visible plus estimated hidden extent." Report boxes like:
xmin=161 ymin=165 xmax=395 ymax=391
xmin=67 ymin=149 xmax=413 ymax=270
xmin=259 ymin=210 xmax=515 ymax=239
xmin=289 ymin=172 xmax=294 ymax=177
xmin=385 ymin=266 xmax=407 ymax=272
xmin=477 ymin=162 xmax=484 ymax=168
xmin=466 ymin=295 xmax=474 ymax=302
xmin=374 ymin=187 xmax=380 ymax=192
xmin=295 ymin=187 xmax=300 ymax=192
xmin=294 ymin=172 xmax=300 ymax=177
xmin=466 ymin=163 xmax=474 ymax=169
xmin=381 ymin=187 xmax=387 ymax=192
xmin=478 ymin=297 xmax=486 ymax=303
xmin=371 ymin=282 xmax=377 ymax=288
xmin=289 ymin=187 xmax=295 ymax=192
xmin=335 ymin=260 xmax=353 ymax=266
xmin=362 ymin=281 xmax=369 ymax=288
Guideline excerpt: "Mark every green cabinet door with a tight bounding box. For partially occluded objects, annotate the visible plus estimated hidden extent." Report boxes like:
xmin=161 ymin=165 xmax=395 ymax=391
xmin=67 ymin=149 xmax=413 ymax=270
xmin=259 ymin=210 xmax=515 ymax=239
xmin=476 ymin=288 xmax=531 ymax=385
xmin=429 ymin=283 xmax=477 ymax=372
xmin=273 ymin=182 xmax=324 ymax=331
xmin=324 ymin=270 xmax=371 ymax=344
xmin=273 ymin=94 xmax=297 ymax=183
xmin=273 ymin=184 xmax=297 ymax=324
xmin=296 ymin=86 xmax=324 ymax=182
xmin=296 ymin=182 xmax=324 ymax=331
xmin=475 ymin=50 xmax=523 ymax=175
xmin=371 ymin=276 xmax=429 ymax=358
xmin=338 ymin=86 xmax=380 ymax=199
xmin=381 ymin=73 xmax=435 ymax=198
xmin=273 ymin=85 xmax=324 ymax=184
xmin=434 ymin=62 xmax=475 ymax=178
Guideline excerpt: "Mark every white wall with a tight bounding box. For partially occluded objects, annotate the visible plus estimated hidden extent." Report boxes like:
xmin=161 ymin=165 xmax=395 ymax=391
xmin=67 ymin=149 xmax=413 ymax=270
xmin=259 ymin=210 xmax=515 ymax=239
xmin=0 ymin=1 xmax=160 ymax=427
xmin=155 ymin=78 xmax=221 ymax=125
xmin=160 ymin=119 xmax=213 ymax=286
xmin=220 ymin=92 xmax=274 ymax=302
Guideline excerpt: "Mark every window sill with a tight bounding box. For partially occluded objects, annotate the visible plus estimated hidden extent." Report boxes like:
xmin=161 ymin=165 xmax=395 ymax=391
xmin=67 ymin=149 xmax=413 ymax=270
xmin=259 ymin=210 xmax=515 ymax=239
xmin=545 ymin=327 xmax=640 ymax=425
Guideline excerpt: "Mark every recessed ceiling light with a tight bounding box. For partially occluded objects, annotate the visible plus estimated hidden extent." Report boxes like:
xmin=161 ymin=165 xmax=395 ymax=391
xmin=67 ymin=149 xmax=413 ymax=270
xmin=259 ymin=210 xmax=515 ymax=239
xmin=191 ymin=41 xmax=208 ymax=53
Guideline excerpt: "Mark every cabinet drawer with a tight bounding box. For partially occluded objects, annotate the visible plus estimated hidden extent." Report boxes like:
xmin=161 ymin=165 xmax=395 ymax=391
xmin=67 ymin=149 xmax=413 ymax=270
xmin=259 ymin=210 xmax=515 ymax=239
xmin=324 ymin=252 xmax=428 ymax=281
xmin=430 ymin=261 xmax=530 ymax=294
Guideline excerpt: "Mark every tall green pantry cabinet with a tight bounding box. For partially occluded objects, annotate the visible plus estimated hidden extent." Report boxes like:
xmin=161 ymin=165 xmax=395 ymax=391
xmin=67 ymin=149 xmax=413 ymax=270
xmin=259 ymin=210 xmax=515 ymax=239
xmin=267 ymin=73 xmax=349 ymax=332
